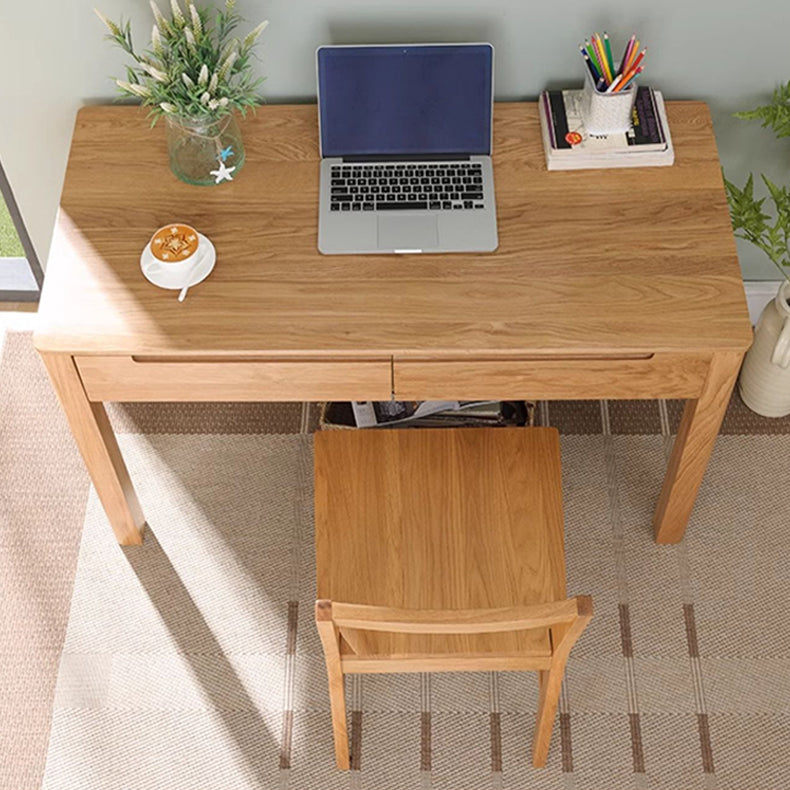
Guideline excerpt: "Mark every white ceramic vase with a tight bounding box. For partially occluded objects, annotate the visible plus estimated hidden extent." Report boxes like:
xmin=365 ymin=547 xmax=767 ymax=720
xmin=738 ymin=279 xmax=790 ymax=417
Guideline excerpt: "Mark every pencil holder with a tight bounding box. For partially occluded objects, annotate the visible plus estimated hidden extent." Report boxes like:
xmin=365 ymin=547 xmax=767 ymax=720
xmin=581 ymin=67 xmax=636 ymax=136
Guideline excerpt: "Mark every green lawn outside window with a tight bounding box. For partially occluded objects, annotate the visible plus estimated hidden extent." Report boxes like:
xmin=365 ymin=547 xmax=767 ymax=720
xmin=0 ymin=196 xmax=24 ymax=257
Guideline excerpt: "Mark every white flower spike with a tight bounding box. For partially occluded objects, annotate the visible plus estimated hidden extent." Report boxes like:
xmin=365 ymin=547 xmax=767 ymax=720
xmin=198 ymin=64 xmax=209 ymax=86
xmin=151 ymin=25 xmax=163 ymax=54
xmin=142 ymin=62 xmax=168 ymax=82
xmin=218 ymin=51 xmax=237 ymax=80
xmin=189 ymin=4 xmax=202 ymax=37
xmin=116 ymin=79 xmax=150 ymax=98
xmin=94 ymin=9 xmax=121 ymax=37
xmin=170 ymin=0 xmax=186 ymax=26
xmin=149 ymin=0 xmax=168 ymax=31
xmin=243 ymin=20 xmax=268 ymax=49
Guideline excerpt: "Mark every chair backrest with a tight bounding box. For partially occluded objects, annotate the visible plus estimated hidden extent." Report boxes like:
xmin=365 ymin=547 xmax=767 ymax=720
xmin=316 ymin=596 xmax=592 ymax=667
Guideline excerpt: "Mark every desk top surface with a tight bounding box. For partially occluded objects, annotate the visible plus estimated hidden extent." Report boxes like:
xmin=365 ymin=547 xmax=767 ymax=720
xmin=35 ymin=102 xmax=752 ymax=357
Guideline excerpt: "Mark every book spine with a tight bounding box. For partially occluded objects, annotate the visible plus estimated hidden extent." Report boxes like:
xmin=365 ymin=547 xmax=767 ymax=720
xmin=628 ymin=86 xmax=664 ymax=146
xmin=651 ymin=88 xmax=668 ymax=148
xmin=541 ymin=92 xmax=558 ymax=150
xmin=548 ymin=91 xmax=573 ymax=150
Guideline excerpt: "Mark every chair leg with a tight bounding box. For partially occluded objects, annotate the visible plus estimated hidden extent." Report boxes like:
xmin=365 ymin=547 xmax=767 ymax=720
xmin=315 ymin=605 xmax=350 ymax=770
xmin=326 ymin=666 xmax=350 ymax=770
xmin=532 ymin=664 xmax=564 ymax=768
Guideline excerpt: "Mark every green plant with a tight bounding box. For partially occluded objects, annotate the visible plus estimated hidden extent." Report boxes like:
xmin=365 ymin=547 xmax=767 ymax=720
xmin=734 ymin=81 xmax=790 ymax=139
xmin=95 ymin=0 xmax=267 ymax=123
xmin=724 ymin=80 xmax=790 ymax=281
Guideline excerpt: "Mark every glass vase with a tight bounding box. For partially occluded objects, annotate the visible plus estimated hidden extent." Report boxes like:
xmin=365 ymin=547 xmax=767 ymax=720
xmin=165 ymin=113 xmax=245 ymax=186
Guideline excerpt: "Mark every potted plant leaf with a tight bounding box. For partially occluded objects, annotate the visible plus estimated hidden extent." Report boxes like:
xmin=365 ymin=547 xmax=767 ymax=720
xmin=724 ymin=81 xmax=790 ymax=416
xmin=96 ymin=0 xmax=268 ymax=186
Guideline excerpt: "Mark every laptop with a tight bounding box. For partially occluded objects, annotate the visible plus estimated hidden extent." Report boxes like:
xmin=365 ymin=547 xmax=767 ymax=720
xmin=317 ymin=43 xmax=498 ymax=255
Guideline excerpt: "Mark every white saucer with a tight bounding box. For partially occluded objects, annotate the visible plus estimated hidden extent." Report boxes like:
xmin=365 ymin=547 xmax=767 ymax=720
xmin=140 ymin=234 xmax=216 ymax=291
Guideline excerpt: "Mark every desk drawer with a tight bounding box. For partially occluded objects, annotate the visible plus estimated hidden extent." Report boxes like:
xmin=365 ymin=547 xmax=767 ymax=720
xmin=76 ymin=356 xmax=393 ymax=402
xmin=393 ymin=355 xmax=709 ymax=400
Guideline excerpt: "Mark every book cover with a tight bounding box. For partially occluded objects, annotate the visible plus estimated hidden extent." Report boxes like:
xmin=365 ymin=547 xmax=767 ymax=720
xmin=542 ymin=86 xmax=667 ymax=155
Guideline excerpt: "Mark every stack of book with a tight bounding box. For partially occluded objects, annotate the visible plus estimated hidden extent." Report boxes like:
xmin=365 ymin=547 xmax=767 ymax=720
xmin=539 ymin=85 xmax=673 ymax=170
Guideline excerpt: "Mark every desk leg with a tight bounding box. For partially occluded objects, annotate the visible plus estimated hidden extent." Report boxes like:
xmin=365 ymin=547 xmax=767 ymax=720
xmin=41 ymin=353 xmax=145 ymax=545
xmin=653 ymin=351 xmax=742 ymax=544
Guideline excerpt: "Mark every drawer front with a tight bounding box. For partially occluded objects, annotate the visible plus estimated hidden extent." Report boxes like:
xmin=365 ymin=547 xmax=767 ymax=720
xmin=393 ymin=355 xmax=709 ymax=400
xmin=76 ymin=356 xmax=393 ymax=402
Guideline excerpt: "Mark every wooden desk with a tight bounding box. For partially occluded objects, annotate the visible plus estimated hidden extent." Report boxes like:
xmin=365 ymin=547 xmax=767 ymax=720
xmin=35 ymin=103 xmax=752 ymax=546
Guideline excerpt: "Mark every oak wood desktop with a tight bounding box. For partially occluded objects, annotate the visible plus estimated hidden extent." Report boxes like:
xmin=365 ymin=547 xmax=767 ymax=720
xmin=34 ymin=102 xmax=752 ymax=546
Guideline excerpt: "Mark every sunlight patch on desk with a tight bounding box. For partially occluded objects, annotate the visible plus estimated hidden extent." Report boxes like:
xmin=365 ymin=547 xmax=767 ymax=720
xmin=37 ymin=212 xmax=168 ymax=349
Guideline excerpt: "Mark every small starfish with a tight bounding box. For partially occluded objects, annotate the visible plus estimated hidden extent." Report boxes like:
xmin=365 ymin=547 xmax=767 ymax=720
xmin=219 ymin=145 xmax=234 ymax=162
xmin=210 ymin=160 xmax=236 ymax=184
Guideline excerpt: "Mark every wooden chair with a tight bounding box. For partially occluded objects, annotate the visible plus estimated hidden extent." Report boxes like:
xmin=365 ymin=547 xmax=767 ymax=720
xmin=314 ymin=427 xmax=592 ymax=770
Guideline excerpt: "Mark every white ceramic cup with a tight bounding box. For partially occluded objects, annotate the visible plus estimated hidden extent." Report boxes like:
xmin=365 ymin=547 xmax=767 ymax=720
xmin=142 ymin=224 xmax=208 ymax=285
xmin=580 ymin=67 xmax=637 ymax=136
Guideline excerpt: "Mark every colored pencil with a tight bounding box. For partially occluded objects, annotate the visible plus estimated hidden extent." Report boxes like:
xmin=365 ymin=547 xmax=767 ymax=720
xmin=628 ymin=48 xmax=646 ymax=74
xmin=585 ymin=39 xmax=602 ymax=76
xmin=580 ymin=46 xmax=601 ymax=83
xmin=593 ymin=34 xmax=612 ymax=83
xmin=605 ymin=73 xmax=623 ymax=93
xmin=590 ymin=33 xmax=609 ymax=77
xmin=613 ymin=65 xmax=643 ymax=92
xmin=581 ymin=31 xmax=647 ymax=91
xmin=619 ymin=34 xmax=635 ymax=76
xmin=603 ymin=32 xmax=615 ymax=78
xmin=625 ymin=38 xmax=640 ymax=72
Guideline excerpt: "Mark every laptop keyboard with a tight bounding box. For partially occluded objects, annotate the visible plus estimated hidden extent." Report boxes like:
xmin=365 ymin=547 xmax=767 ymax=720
xmin=329 ymin=162 xmax=485 ymax=212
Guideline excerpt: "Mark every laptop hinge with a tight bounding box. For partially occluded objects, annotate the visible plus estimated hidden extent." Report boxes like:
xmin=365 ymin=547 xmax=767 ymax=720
xmin=342 ymin=153 xmax=472 ymax=163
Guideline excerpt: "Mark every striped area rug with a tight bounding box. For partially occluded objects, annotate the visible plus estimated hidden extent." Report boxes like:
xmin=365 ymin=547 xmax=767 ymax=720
xmin=2 ymin=328 xmax=790 ymax=790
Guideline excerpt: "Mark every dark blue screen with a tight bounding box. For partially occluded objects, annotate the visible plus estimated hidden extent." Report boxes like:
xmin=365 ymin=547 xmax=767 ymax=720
xmin=318 ymin=45 xmax=493 ymax=157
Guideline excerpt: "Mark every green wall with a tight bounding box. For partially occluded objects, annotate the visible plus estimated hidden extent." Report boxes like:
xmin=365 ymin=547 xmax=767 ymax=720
xmin=0 ymin=0 xmax=787 ymax=278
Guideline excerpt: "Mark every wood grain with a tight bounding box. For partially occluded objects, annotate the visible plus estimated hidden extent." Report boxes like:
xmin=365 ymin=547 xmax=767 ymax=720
xmin=393 ymin=354 xmax=709 ymax=400
xmin=35 ymin=101 xmax=753 ymax=547
xmin=35 ymin=103 xmax=751 ymax=359
xmin=314 ymin=427 xmax=566 ymax=660
xmin=330 ymin=599 xmax=581 ymax=634
xmin=653 ymin=351 xmax=743 ymax=543
xmin=39 ymin=353 xmax=145 ymax=545
xmin=75 ymin=355 xmax=392 ymax=402
xmin=340 ymin=655 xmax=553 ymax=674
xmin=315 ymin=601 xmax=350 ymax=770
xmin=314 ymin=428 xmax=591 ymax=769
xmin=532 ymin=595 xmax=594 ymax=767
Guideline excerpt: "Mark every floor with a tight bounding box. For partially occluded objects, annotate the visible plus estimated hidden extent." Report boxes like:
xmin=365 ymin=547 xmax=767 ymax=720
xmin=2 ymin=308 xmax=790 ymax=790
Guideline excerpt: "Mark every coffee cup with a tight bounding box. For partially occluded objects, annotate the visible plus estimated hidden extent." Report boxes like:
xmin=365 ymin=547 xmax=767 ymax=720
xmin=142 ymin=223 xmax=208 ymax=284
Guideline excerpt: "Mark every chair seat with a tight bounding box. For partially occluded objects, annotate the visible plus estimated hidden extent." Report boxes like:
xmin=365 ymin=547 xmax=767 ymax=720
xmin=314 ymin=427 xmax=565 ymax=661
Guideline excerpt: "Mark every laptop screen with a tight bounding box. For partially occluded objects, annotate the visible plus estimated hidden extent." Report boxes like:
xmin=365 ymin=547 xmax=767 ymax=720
xmin=317 ymin=44 xmax=493 ymax=158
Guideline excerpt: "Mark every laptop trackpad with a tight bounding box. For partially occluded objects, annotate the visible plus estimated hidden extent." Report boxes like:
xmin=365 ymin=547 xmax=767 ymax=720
xmin=377 ymin=215 xmax=438 ymax=251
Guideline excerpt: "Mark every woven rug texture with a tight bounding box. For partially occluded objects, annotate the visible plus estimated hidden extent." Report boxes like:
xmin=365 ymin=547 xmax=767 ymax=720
xmin=1 ymin=328 xmax=790 ymax=790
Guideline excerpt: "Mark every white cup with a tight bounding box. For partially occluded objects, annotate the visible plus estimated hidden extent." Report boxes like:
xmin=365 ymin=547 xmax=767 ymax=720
xmin=142 ymin=224 xmax=208 ymax=285
xmin=580 ymin=67 xmax=636 ymax=136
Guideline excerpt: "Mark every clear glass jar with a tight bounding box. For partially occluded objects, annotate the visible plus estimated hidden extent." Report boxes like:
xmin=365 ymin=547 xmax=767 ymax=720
xmin=165 ymin=113 xmax=245 ymax=186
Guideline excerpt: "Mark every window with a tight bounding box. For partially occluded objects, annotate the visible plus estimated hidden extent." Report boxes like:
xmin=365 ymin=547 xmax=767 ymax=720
xmin=0 ymin=159 xmax=43 ymax=302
